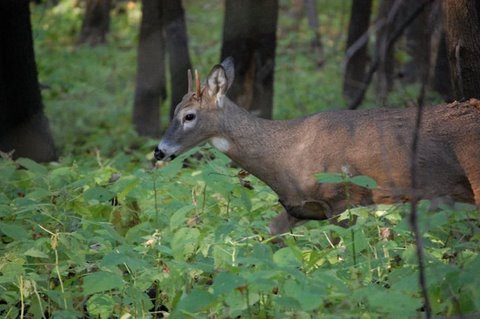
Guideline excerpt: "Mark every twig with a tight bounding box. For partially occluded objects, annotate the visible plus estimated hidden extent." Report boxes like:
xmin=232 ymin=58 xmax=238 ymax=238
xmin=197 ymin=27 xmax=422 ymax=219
xmin=409 ymin=67 xmax=433 ymax=319
xmin=348 ymin=0 xmax=433 ymax=110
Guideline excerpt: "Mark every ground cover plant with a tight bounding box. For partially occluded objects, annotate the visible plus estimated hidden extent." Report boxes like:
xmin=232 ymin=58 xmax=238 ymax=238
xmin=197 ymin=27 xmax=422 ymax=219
xmin=0 ymin=1 xmax=479 ymax=318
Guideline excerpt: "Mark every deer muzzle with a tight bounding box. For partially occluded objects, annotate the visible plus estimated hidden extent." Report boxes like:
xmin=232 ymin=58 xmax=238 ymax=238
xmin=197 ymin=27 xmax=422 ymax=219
xmin=154 ymin=146 xmax=165 ymax=161
xmin=154 ymin=144 xmax=177 ymax=161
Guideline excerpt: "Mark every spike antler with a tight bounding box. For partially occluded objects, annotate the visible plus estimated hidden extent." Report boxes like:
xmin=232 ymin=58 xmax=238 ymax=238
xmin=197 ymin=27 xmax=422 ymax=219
xmin=187 ymin=69 xmax=193 ymax=92
xmin=195 ymin=69 xmax=201 ymax=97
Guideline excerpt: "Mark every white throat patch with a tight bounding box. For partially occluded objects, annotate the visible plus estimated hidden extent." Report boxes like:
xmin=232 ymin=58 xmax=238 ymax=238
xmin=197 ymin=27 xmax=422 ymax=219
xmin=210 ymin=137 xmax=230 ymax=153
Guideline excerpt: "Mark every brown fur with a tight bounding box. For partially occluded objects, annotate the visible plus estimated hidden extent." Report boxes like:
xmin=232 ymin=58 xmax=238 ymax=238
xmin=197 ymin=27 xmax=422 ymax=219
xmin=156 ymin=59 xmax=480 ymax=235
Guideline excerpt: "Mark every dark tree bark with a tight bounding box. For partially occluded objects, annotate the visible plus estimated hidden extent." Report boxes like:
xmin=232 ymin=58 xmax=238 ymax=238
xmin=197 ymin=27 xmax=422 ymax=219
xmin=433 ymin=32 xmax=453 ymax=101
xmin=133 ymin=0 xmax=191 ymax=137
xmin=375 ymin=0 xmax=401 ymax=106
xmin=221 ymin=0 xmax=278 ymax=119
xmin=163 ymin=0 xmax=191 ymax=119
xmin=348 ymin=0 xmax=432 ymax=109
xmin=442 ymin=0 xmax=480 ymax=100
xmin=77 ymin=0 xmax=112 ymax=46
xmin=133 ymin=0 xmax=166 ymax=137
xmin=304 ymin=0 xmax=324 ymax=66
xmin=343 ymin=0 xmax=372 ymax=106
xmin=0 ymin=0 xmax=56 ymax=162
xmin=402 ymin=2 xmax=432 ymax=83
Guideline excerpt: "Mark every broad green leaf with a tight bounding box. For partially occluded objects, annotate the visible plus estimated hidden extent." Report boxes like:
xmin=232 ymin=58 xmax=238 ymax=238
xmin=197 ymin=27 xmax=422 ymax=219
xmin=211 ymin=272 xmax=246 ymax=296
xmin=0 ymin=222 xmax=28 ymax=241
xmin=350 ymin=175 xmax=377 ymax=189
xmin=26 ymin=188 xmax=51 ymax=201
xmin=169 ymin=205 xmax=195 ymax=231
xmin=283 ymin=279 xmax=324 ymax=311
xmin=171 ymin=227 xmax=200 ymax=260
xmin=86 ymin=294 xmax=115 ymax=319
xmin=16 ymin=158 xmax=48 ymax=175
xmin=366 ymin=288 xmax=420 ymax=317
xmin=175 ymin=288 xmax=216 ymax=314
xmin=315 ymin=172 xmax=344 ymax=184
xmin=83 ymin=186 xmax=115 ymax=202
xmin=83 ymin=271 xmax=124 ymax=295
xmin=273 ymin=247 xmax=302 ymax=267
xmin=24 ymin=248 xmax=49 ymax=259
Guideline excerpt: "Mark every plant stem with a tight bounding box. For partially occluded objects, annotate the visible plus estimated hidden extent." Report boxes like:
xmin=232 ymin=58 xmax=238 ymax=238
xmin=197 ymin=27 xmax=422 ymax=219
xmin=345 ymin=181 xmax=357 ymax=267
xmin=54 ymin=248 xmax=68 ymax=309
xmin=152 ymin=170 xmax=159 ymax=226
xmin=19 ymin=276 xmax=24 ymax=319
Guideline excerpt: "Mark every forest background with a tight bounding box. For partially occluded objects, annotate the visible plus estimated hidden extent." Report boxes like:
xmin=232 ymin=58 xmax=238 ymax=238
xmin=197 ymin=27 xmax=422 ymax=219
xmin=0 ymin=0 xmax=479 ymax=318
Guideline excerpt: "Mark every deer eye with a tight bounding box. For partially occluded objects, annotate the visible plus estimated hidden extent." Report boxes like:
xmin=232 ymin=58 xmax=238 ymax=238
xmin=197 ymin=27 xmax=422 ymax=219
xmin=184 ymin=113 xmax=196 ymax=122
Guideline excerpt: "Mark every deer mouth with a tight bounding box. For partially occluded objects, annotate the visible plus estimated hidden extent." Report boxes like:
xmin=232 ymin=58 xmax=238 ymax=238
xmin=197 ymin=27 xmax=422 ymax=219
xmin=154 ymin=145 xmax=177 ymax=161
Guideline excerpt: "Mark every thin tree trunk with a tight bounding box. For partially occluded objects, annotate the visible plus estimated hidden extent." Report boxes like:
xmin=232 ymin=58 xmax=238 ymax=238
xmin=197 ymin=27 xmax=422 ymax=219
xmin=133 ymin=0 xmax=166 ymax=137
xmin=433 ymin=32 xmax=453 ymax=101
xmin=221 ymin=0 xmax=278 ymax=119
xmin=375 ymin=0 xmax=401 ymax=106
xmin=403 ymin=2 xmax=431 ymax=83
xmin=304 ymin=0 xmax=324 ymax=66
xmin=0 ymin=0 xmax=56 ymax=162
xmin=348 ymin=0 xmax=432 ymax=109
xmin=163 ymin=0 xmax=191 ymax=118
xmin=343 ymin=0 xmax=372 ymax=106
xmin=77 ymin=0 xmax=111 ymax=46
xmin=442 ymin=0 xmax=480 ymax=100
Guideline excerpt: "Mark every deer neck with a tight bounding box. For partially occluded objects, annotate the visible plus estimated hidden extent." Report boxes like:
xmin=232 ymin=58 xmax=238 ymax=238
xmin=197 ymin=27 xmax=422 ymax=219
xmin=211 ymin=102 xmax=298 ymax=187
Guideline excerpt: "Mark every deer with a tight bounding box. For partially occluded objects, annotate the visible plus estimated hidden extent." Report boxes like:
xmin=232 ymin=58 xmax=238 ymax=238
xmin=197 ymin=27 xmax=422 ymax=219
xmin=154 ymin=57 xmax=480 ymax=235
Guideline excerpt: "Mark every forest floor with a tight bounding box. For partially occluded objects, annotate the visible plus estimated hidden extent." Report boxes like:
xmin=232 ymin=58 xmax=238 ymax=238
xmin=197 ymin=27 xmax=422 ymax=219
xmin=0 ymin=1 xmax=477 ymax=318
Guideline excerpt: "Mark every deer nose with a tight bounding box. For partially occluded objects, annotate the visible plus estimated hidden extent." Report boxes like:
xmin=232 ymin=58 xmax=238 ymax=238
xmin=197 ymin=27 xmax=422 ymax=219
xmin=154 ymin=146 xmax=165 ymax=161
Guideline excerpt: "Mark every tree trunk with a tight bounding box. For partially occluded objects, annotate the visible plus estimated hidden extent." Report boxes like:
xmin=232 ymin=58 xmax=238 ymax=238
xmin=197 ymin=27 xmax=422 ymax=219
xmin=442 ymin=0 xmax=480 ymax=100
xmin=375 ymin=0 xmax=400 ymax=106
xmin=402 ymin=2 xmax=431 ymax=83
xmin=77 ymin=0 xmax=112 ymax=46
xmin=433 ymin=32 xmax=453 ymax=101
xmin=0 ymin=0 xmax=56 ymax=162
xmin=221 ymin=0 xmax=278 ymax=119
xmin=133 ymin=0 xmax=166 ymax=137
xmin=304 ymin=0 xmax=324 ymax=66
xmin=343 ymin=0 xmax=372 ymax=106
xmin=163 ymin=0 xmax=191 ymax=118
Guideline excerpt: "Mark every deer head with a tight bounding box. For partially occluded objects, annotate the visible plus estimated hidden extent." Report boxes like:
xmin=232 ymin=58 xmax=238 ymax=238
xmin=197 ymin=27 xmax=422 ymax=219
xmin=154 ymin=57 xmax=235 ymax=161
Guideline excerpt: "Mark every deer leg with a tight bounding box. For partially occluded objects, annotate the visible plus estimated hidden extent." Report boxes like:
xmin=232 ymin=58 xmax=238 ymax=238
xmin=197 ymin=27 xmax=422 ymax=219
xmin=458 ymin=150 xmax=480 ymax=207
xmin=269 ymin=211 xmax=305 ymax=235
xmin=269 ymin=199 xmax=333 ymax=235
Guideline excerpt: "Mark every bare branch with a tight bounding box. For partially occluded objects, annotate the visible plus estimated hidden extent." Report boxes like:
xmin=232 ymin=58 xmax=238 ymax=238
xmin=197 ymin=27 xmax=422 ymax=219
xmin=348 ymin=0 xmax=433 ymax=110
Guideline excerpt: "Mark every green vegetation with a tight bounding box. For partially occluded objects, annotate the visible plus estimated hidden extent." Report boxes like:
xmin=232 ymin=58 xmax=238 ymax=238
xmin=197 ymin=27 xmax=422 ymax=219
xmin=0 ymin=1 xmax=478 ymax=318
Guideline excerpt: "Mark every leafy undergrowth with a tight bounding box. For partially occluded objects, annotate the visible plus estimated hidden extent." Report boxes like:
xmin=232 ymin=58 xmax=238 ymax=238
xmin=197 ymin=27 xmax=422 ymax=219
xmin=1 ymin=151 xmax=479 ymax=318
xmin=1 ymin=1 xmax=478 ymax=318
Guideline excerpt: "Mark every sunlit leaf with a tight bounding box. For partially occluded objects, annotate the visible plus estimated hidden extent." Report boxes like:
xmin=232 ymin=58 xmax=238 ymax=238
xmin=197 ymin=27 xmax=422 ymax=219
xmin=83 ymin=271 xmax=124 ymax=295
xmin=350 ymin=175 xmax=377 ymax=189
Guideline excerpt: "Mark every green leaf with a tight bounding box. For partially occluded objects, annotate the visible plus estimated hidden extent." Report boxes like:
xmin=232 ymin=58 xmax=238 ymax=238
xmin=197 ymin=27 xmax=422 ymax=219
xmin=24 ymin=248 xmax=49 ymax=259
xmin=171 ymin=227 xmax=200 ymax=260
xmin=83 ymin=186 xmax=114 ymax=202
xmin=273 ymin=247 xmax=302 ymax=267
xmin=350 ymin=175 xmax=377 ymax=189
xmin=83 ymin=271 xmax=124 ymax=295
xmin=0 ymin=222 xmax=28 ymax=241
xmin=315 ymin=172 xmax=344 ymax=184
xmin=86 ymin=294 xmax=115 ymax=319
xmin=211 ymin=272 xmax=246 ymax=296
xmin=366 ymin=288 xmax=420 ymax=317
xmin=169 ymin=205 xmax=195 ymax=231
xmin=16 ymin=158 xmax=48 ymax=175
xmin=175 ymin=288 xmax=216 ymax=314
xmin=283 ymin=279 xmax=324 ymax=311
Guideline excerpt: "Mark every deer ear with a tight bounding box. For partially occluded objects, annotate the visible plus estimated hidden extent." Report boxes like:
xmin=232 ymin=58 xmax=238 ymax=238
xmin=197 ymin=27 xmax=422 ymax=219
xmin=207 ymin=57 xmax=234 ymax=108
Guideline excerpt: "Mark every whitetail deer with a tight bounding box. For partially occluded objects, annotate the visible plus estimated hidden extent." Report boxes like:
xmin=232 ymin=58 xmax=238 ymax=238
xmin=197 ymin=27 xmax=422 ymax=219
xmin=155 ymin=58 xmax=480 ymax=235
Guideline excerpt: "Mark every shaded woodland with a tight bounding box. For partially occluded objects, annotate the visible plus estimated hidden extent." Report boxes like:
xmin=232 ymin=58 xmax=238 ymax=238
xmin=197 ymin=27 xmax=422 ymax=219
xmin=0 ymin=1 xmax=479 ymax=318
